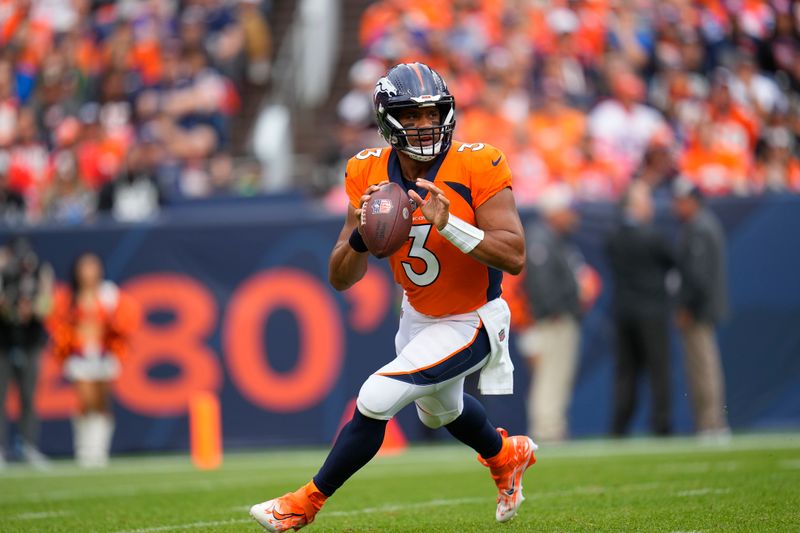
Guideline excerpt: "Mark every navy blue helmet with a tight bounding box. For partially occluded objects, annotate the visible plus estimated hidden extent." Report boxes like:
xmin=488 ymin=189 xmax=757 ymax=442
xmin=373 ymin=63 xmax=456 ymax=161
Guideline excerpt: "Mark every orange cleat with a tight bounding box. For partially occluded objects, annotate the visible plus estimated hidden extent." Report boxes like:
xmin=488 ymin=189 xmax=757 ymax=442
xmin=250 ymin=482 xmax=326 ymax=532
xmin=478 ymin=428 xmax=538 ymax=522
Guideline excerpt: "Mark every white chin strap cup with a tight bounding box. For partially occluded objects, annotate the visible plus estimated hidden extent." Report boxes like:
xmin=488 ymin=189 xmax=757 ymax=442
xmin=402 ymin=139 xmax=443 ymax=161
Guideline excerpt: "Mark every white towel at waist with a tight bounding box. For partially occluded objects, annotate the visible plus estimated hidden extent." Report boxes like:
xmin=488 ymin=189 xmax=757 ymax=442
xmin=476 ymin=297 xmax=514 ymax=395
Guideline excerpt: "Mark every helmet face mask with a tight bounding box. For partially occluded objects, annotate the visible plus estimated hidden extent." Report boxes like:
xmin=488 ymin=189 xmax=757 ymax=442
xmin=383 ymin=102 xmax=455 ymax=161
xmin=374 ymin=63 xmax=456 ymax=161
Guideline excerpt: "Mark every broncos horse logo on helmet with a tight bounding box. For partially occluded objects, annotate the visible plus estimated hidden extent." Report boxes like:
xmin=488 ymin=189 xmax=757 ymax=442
xmin=373 ymin=62 xmax=456 ymax=162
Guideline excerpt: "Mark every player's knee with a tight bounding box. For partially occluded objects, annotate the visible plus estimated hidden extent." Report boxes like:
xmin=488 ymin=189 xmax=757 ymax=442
xmin=415 ymin=405 xmax=460 ymax=429
xmin=357 ymin=376 xmax=404 ymax=420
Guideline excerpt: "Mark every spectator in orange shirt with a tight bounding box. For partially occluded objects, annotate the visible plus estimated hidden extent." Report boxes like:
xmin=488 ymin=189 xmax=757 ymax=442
xmin=130 ymin=28 xmax=162 ymax=88
xmin=75 ymin=104 xmax=123 ymax=191
xmin=457 ymin=80 xmax=516 ymax=151
xmin=360 ymin=0 xmax=443 ymax=46
xmin=565 ymin=134 xmax=621 ymax=201
xmin=6 ymin=107 xmax=49 ymax=216
xmin=359 ymin=0 xmax=437 ymax=62
xmin=571 ymin=0 xmax=610 ymax=64
xmin=706 ymin=69 xmax=760 ymax=153
xmin=527 ymin=79 xmax=586 ymax=181
xmin=101 ymin=21 xmax=136 ymax=74
xmin=47 ymin=253 xmax=140 ymax=468
xmin=1 ymin=1 xmax=53 ymax=80
xmin=508 ymin=127 xmax=552 ymax=207
xmin=436 ymin=56 xmax=485 ymax=111
xmin=681 ymin=120 xmax=749 ymax=196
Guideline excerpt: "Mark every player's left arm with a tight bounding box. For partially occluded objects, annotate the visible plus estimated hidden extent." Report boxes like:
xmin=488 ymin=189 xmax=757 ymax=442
xmin=410 ymin=181 xmax=525 ymax=274
xmin=470 ymin=187 xmax=525 ymax=274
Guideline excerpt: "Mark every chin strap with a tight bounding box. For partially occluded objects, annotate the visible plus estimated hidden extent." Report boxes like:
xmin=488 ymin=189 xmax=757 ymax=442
xmin=439 ymin=214 xmax=485 ymax=253
xmin=404 ymin=151 xmax=437 ymax=162
xmin=402 ymin=143 xmax=442 ymax=162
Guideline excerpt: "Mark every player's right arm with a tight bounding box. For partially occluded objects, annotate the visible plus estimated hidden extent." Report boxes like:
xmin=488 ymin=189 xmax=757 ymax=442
xmin=328 ymin=181 xmax=385 ymax=291
xmin=328 ymin=203 xmax=368 ymax=291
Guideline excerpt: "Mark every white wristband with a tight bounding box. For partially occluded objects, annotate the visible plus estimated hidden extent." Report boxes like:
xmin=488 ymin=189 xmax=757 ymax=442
xmin=439 ymin=214 xmax=485 ymax=253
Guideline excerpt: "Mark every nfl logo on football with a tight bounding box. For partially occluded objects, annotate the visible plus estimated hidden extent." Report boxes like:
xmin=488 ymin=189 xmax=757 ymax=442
xmin=372 ymin=199 xmax=393 ymax=214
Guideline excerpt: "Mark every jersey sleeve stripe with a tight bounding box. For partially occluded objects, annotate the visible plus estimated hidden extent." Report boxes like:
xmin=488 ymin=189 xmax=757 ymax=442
xmin=444 ymin=181 xmax=473 ymax=205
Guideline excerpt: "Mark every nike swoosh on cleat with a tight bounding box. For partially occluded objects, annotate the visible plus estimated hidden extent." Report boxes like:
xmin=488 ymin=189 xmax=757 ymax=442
xmin=492 ymin=156 xmax=502 ymax=166
xmin=505 ymin=477 xmax=516 ymax=496
xmin=272 ymin=510 xmax=304 ymax=521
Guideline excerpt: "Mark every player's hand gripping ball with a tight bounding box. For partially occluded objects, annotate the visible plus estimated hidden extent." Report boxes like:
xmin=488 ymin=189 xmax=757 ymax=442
xmin=361 ymin=182 xmax=414 ymax=258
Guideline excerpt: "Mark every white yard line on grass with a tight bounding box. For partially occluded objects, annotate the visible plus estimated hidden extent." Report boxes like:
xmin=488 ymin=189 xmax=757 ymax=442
xmin=111 ymin=518 xmax=252 ymax=533
xmin=539 ymin=435 xmax=800 ymax=460
xmin=655 ymin=460 xmax=740 ymax=474
xmin=0 ymin=463 xmax=197 ymax=479
xmin=11 ymin=510 xmax=71 ymax=520
xmin=324 ymin=497 xmax=486 ymax=517
xmin=0 ymin=479 xmax=250 ymax=504
xmin=111 ymin=498 xmax=485 ymax=533
xmin=676 ymin=488 xmax=732 ymax=497
xmin=655 ymin=462 xmax=712 ymax=473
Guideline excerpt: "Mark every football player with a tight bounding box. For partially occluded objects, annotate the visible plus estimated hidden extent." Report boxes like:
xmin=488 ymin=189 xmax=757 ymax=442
xmin=250 ymin=62 xmax=536 ymax=531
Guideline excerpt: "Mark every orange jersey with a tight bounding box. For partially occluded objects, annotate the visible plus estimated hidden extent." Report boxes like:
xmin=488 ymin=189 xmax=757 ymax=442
xmin=47 ymin=283 xmax=141 ymax=363
xmin=345 ymin=141 xmax=513 ymax=317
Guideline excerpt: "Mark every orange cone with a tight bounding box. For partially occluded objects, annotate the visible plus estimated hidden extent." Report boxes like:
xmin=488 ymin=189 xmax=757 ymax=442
xmin=336 ymin=399 xmax=407 ymax=456
xmin=379 ymin=416 xmax=408 ymax=456
xmin=190 ymin=392 xmax=222 ymax=470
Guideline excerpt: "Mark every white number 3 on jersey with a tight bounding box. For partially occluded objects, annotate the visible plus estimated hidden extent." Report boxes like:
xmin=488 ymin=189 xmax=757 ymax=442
xmin=401 ymin=225 xmax=440 ymax=286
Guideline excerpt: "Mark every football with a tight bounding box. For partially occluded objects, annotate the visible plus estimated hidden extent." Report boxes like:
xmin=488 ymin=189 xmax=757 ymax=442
xmin=361 ymin=182 xmax=414 ymax=258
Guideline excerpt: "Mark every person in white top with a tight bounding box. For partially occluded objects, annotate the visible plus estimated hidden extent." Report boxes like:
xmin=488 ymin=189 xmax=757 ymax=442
xmin=588 ymin=69 xmax=667 ymax=182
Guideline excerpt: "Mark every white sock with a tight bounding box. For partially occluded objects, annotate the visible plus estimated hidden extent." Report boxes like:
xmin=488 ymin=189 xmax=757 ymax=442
xmin=96 ymin=414 xmax=115 ymax=466
xmin=72 ymin=416 xmax=90 ymax=466
xmin=84 ymin=413 xmax=112 ymax=468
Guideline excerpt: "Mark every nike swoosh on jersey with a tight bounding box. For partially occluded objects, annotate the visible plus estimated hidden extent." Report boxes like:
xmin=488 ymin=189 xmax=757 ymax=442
xmin=492 ymin=156 xmax=502 ymax=166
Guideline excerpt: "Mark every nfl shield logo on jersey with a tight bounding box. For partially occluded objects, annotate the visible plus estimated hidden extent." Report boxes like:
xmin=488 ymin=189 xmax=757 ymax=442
xmin=498 ymin=328 xmax=506 ymax=342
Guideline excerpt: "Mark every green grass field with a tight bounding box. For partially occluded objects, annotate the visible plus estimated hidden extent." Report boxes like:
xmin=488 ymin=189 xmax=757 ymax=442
xmin=1 ymin=433 xmax=798 ymax=532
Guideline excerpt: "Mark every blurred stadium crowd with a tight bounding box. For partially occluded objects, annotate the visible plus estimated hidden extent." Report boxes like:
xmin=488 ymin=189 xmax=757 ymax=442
xmin=0 ymin=0 xmax=273 ymax=225
xmin=2 ymin=0 xmax=800 ymax=225
xmin=332 ymin=0 xmax=800 ymax=206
